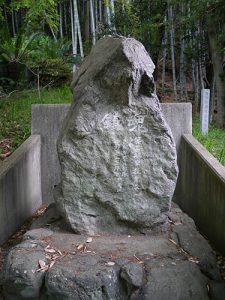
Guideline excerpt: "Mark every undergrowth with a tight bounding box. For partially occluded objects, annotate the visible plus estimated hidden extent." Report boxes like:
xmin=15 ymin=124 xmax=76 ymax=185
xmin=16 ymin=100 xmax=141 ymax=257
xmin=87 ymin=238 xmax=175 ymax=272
xmin=0 ymin=86 xmax=71 ymax=156
xmin=192 ymin=118 xmax=225 ymax=166
xmin=1 ymin=89 xmax=225 ymax=168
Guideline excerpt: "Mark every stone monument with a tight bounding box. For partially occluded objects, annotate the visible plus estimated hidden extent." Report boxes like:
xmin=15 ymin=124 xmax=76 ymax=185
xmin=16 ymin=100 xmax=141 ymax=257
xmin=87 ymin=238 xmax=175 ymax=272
xmin=55 ymin=36 xmax=178 ymax=234
xmin=1 ymin=37 xmax=224 ymax=300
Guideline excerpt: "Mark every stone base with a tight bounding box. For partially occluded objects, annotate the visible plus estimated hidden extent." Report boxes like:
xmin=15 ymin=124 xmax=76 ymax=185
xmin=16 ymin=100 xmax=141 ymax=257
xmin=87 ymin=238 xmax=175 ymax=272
xmin=1 ymin=205 xmax=225 ymax=300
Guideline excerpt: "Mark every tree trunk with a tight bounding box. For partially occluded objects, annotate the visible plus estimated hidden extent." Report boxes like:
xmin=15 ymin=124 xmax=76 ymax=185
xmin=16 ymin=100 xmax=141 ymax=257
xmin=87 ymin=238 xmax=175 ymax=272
xmin=195 ymin=62 xmax=200 ymax=113
xmin=105 ymin=0 xmax=111 ymax=28
xmin=99 ymin=0 xmax=102 ymax=22
xmin=95 ymin=0 xmax=98 ymax=26
xmin=208 ymin=28 xmax=225 ymax=127
xmin=162 ymin=23 xmax=167 ymax=94
xmin=70 ymin=0 xmax=77 ymax=71
xmin=12 ymin=10 xmax=16 ymax=36
xmin=64 ymin=2 xmax=68 ymax=35
xmin=179 ymin=33 xmax=187 ymax=100
xmin=168 ymin=5 xmax=177 ymax=101
xmin=85 ymin=0 xmax=90 ymax=41
xmin=110 ymin=0 xmax=116 ymax=32
xmin=59 ymin=2 xmax=63 ymax=38
xmin=210 ymin=78 xmax=216 ymax=123
xmin=74 ymin=0 xmax=84 ymax=59
xmin=90 ymin=0 xmax=96 ymax=45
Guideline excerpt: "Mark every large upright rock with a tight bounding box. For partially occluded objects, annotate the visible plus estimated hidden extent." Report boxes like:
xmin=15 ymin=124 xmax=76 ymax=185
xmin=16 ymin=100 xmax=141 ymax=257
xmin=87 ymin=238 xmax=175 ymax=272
xmin=55 ymin=36 xmax=178 ymax=234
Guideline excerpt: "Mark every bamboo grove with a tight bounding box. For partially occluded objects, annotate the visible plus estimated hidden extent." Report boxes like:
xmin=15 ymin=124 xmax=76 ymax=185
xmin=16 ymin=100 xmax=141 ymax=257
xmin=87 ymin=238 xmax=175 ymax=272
xmin=0 ymin=0 xmax=225 ymax=127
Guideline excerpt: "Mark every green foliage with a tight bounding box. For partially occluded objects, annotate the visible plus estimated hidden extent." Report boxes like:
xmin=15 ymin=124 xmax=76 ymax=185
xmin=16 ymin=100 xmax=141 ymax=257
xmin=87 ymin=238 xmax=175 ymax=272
xmin=193 ymin=118 xmax=225 ymax=165
xmin=27 ymin=58 xmax=72 ymax=86
xmin=114 ymin=0 xmax=166 ymax=64
xmin=0 ymin=86 xmax=71 ymax=153
xmin=0 ymin=29 xmax=73 ymax=89
xmin=28 ymin=35 xmax=72 ymax=61
xmin=12 ymin=0 xmax=59 ymax=33
xmin=0 ymin=26 xmax=41 ymax=63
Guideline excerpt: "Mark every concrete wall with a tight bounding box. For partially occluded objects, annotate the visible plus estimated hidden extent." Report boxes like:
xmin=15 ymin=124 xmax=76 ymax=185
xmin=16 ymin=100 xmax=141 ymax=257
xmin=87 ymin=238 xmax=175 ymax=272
xmin=31 ymin=103 xmax=192 ymax=204
xmin=162 ymin=103 xmax=192 ymax=152
xmin=32 ymin=105 xmax=69 ymax=204
xmin=0 ymin=135 xmax=42 ymax=245
xmin=177 ymin=134 xmax=225 ymax=255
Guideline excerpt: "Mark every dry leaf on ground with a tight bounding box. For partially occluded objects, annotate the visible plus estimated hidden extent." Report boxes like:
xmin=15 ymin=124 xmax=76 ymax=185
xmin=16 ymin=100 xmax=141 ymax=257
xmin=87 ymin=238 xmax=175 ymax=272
xmin=86 ymin=237 xmax=93 ymax=243
xmin=105 ymin=262 xmax=115 ymax=266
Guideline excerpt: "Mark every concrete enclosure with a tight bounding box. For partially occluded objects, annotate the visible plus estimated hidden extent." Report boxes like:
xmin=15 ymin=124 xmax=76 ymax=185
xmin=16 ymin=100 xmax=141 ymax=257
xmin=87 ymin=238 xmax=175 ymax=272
xmin=1 ymin=103 xmax=225 ymax=255
xmin=32 ymin=105 xmax=69 ymax=203
xmin=31 ymin=103 xmax=192 ymax=204
xmin=0 ymin=135 xmax=42 ymax=245
xmin=177 ymin=134 xmax=225 ymax=255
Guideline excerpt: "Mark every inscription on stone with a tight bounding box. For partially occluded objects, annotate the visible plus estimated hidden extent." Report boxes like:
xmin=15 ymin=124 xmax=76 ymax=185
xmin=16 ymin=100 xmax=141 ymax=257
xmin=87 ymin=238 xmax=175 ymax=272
xmin=55 ymin=36 xmax=178 ymax=234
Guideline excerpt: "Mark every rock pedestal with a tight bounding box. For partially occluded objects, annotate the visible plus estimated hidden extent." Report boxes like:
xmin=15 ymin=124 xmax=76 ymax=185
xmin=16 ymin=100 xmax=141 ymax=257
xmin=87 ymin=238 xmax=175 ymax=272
xmin=55 ymin=36 xmax=178 ymax=234
xmin=1 ymin=204 xmax=225 ymax=300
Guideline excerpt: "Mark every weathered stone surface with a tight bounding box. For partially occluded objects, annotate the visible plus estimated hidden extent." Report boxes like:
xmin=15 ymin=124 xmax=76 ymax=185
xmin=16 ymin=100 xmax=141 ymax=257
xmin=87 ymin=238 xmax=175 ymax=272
xmin=56 ymin=36 xmax=178 ymax=234
xmin=1 ymin=205 xmax=225 ymax=300
xmin=134 ymin=260 xmax=209 ymax=300
xmin=0 ymin=240 xmax=46 ymax=299
xmin=168 ymin=204 xmax=221 ymax=280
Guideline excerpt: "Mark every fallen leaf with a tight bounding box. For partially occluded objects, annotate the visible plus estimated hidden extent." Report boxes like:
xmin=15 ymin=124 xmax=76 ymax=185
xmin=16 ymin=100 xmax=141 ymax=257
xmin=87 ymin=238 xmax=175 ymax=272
xmin=105 ymin=262 xmax=115 ymax=266
xmin=77 ymin=244 xmax=85 ymax=250
xmin=169 ymin=239 xmax=178 ymax=246
xmin=52 ymin=255 xmax=60 ymax=260
xmin=45 ymin=248 xmax=56 ymax=254
xmin=49 ymin=261 xmax=55 ymax=269
xmin=134 ymin=254 xmax=144 ymax=264
xmin=37 ymin=265 xmax=49 ymax=272
xmin=38 ymin=260 xmax=46 ymax=268
xmin=189 ymin=257 xmax=200 ymax=264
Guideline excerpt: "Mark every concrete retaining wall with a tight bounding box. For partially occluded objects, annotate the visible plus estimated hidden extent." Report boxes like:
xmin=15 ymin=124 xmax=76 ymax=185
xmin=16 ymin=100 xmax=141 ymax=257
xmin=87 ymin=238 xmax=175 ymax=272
xmin=0 ymin=135 xmax=42 ymax=245
xmin=32 ymin=105 xmax=69 ymax=204
xmin=177 ymin=134 xmax=225 ymax=255
xmin=31 ymin=103 xmax=192 ymax=203
xmin=2 ymin=103 xmax=225 ymax=254
xmin=161 ymin=103 xmax=192 ymax=152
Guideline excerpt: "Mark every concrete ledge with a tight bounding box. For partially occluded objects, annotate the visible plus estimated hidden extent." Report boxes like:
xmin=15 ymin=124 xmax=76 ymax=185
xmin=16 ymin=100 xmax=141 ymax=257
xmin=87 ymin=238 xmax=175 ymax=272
xmin=177 ymin=134 xmax=225 ymax=254
xmin=0 ymin=135 xmax=42 ymax=245
xmin=32 ymin=103 xmax=192 ymax=204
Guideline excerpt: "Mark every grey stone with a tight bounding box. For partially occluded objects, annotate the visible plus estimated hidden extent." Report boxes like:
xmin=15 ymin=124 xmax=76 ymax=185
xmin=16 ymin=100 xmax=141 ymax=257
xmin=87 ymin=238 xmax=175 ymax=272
xmin=173 ymin=221 xmax=220 ymax=280
xmin=133 ymin=260 xmax=209 ymax=300
xmin=30 ymin=203 xmax=62 ymax=230
xmin=1 ymin=242 xmax=46 ymax=299
xmin=45 ymin=256 xmax=124 ymax=300
xmin=120 ymin=262 xmax=144 ymax=288
xmin=23 ymin=228 xmax=54 ymax=241
xmin=56 ymin=36 xmax=178 ymax=234
xmin=1 ymin=204 xmax=225 ymax=300
xmin=31 ymin=103 xmax=192 ymax=205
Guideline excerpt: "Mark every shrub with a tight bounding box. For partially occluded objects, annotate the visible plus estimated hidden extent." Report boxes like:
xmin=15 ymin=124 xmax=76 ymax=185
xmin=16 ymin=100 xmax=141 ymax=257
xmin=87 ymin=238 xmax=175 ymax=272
xmin=27 ymin=58 xmax=72 ymax=87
